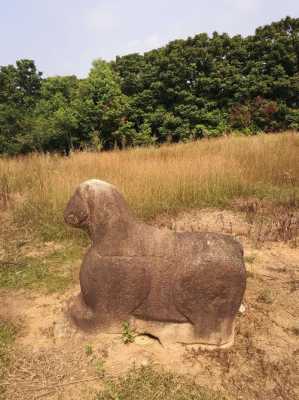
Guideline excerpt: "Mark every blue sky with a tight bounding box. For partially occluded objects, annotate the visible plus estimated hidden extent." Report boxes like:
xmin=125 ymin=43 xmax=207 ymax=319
xmin=1 ymin=0 xmax=298 ymax=77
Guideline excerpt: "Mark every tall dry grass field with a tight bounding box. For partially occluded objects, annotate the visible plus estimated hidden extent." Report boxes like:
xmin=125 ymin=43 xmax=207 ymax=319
xmin=0 ymin=132 xmax=298 ymax=241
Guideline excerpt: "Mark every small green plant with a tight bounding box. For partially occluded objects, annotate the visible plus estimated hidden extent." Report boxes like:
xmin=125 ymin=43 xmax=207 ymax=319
xmin=121 ymin=321 xmax=135 ymax=344
xmin=244 ymin=255 xmax=256 ymax=264
xmin=257 ymin=288 xmax=273 ymax=304
xmin=94 ymin=358 xmax=105 ymax=377
xmin=85 ymin=343 xmax=93 ymax=356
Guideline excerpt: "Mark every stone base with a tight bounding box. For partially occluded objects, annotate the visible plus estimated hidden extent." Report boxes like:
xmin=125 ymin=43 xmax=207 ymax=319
xmin=67 ymin=294 xmax=235 ymax=349
xmin=130 ymin=317 xmax=235 ymax=349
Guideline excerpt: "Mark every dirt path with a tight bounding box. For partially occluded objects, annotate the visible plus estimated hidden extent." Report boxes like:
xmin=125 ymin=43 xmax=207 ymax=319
xmin=1 ymin=209 xmax=298 ymax=400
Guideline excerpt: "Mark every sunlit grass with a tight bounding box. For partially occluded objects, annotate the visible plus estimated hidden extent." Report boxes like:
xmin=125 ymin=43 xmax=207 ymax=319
xmin=0 ymin=132 xmax=298 ymax=242
xmin=0 ymin=244 xmax=84 ymax=292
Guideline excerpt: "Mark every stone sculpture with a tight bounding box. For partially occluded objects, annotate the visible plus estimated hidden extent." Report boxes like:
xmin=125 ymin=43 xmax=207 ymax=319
xmin=64 ymin=179 xmax=246 ymax=347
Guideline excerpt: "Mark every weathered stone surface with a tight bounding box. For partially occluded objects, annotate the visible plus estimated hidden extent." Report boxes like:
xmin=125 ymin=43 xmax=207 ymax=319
xmin=64 ymin=179 xmax=246 ymax=347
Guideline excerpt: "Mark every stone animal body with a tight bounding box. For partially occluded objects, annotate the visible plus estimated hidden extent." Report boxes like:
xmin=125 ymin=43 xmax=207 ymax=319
xmin=64 ymin=180 xmax=246 ymax=347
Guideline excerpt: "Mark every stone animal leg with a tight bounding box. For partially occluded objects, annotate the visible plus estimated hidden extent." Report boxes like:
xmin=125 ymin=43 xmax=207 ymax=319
xmin=78 ymin=254 xmax=151 ymax=331
xmin=173 ymin=260 xmax=245 ymax=346
xmin=67 ymin=293 xmax=97 ymax=330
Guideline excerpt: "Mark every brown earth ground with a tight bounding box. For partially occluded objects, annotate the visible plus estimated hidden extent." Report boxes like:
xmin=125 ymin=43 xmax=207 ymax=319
xmin=1 ymin=207 xmax=299 ymax=400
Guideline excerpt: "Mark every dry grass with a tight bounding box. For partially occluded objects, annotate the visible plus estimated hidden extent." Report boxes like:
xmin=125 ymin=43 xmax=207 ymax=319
xmin=0 ymin=132 xmax=298 ymax=242
xmin=96 ymin=366 xmax=225 ymax=400
xmin=0 ymin=133 xmax=298 ymax=400
xmin=0 ymin=321 xmax=16 ymax=399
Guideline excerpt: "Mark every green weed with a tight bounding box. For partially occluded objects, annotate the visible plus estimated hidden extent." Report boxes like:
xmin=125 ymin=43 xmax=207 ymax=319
xmin=94 ymin=359 xmax=105 ymax=377
xmin=96 ymin=366 xmax=226 ymax=400
xmin=244 ymin=255 xmax=256 ymax=264
xmin=85 ymin=344 xmax=93 ymax=356
xmin=121 ymin=321 xmax=135 ymax=344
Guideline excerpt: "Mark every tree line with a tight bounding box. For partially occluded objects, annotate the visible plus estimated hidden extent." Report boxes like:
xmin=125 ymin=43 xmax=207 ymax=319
xmin=0 ymin=16 xmax=298 ymax=155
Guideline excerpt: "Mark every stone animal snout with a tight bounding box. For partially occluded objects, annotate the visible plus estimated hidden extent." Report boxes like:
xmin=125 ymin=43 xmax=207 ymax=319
xmin=64 ymin=186 xmax=90 ymax=228
xmin=64 ymin=179 xmax=133 ymax=240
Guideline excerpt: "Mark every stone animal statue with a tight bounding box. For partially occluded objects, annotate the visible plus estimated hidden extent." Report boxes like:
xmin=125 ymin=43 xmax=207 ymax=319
xmin=64 ymin=179 xmax=246 ymax=347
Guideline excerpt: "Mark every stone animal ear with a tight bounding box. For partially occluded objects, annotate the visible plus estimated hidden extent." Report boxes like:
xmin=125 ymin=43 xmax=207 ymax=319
xmin=64 ymin=188 xmax=89 ymax=228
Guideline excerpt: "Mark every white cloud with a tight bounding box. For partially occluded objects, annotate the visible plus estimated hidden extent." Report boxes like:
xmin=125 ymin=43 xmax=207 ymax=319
xmin=85 ymin=3 xmax=121 ymax=32
xmin=126 ymin=34 xmax=162 ymax=53
xmin=224 ymin=0 xmax=260 ymax=13
xmin=126 ymin=33 xmax=175 ymax=54
xmin=143 ymin=34 xmax=165 ymax=49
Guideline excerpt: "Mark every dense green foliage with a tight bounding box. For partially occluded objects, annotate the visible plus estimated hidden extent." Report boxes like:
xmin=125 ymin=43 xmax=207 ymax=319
xmin=0 ymin=17 xmax=298 ymax=155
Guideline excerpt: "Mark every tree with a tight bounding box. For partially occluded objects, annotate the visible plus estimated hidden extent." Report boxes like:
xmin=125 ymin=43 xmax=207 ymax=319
xmin=1 ymin=17 xmax=299 ymax=155
xmin=0 ymin=59 xmax=42 ymax=154
xmin=81 ymin=59 xmax=130 ymax=148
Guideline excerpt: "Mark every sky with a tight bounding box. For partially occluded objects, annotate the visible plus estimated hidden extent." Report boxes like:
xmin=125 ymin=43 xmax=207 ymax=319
xmin=0 ymin=0 xmax=298 ymax=78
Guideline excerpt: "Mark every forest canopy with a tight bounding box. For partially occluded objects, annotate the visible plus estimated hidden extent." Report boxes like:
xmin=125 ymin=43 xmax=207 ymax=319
xmin=0 ymin=16 xmax=299 ymax=155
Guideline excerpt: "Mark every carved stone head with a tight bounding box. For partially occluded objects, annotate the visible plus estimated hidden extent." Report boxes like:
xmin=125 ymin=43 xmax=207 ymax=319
xmin=64 ymin=179 xmax=133 ymax=240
